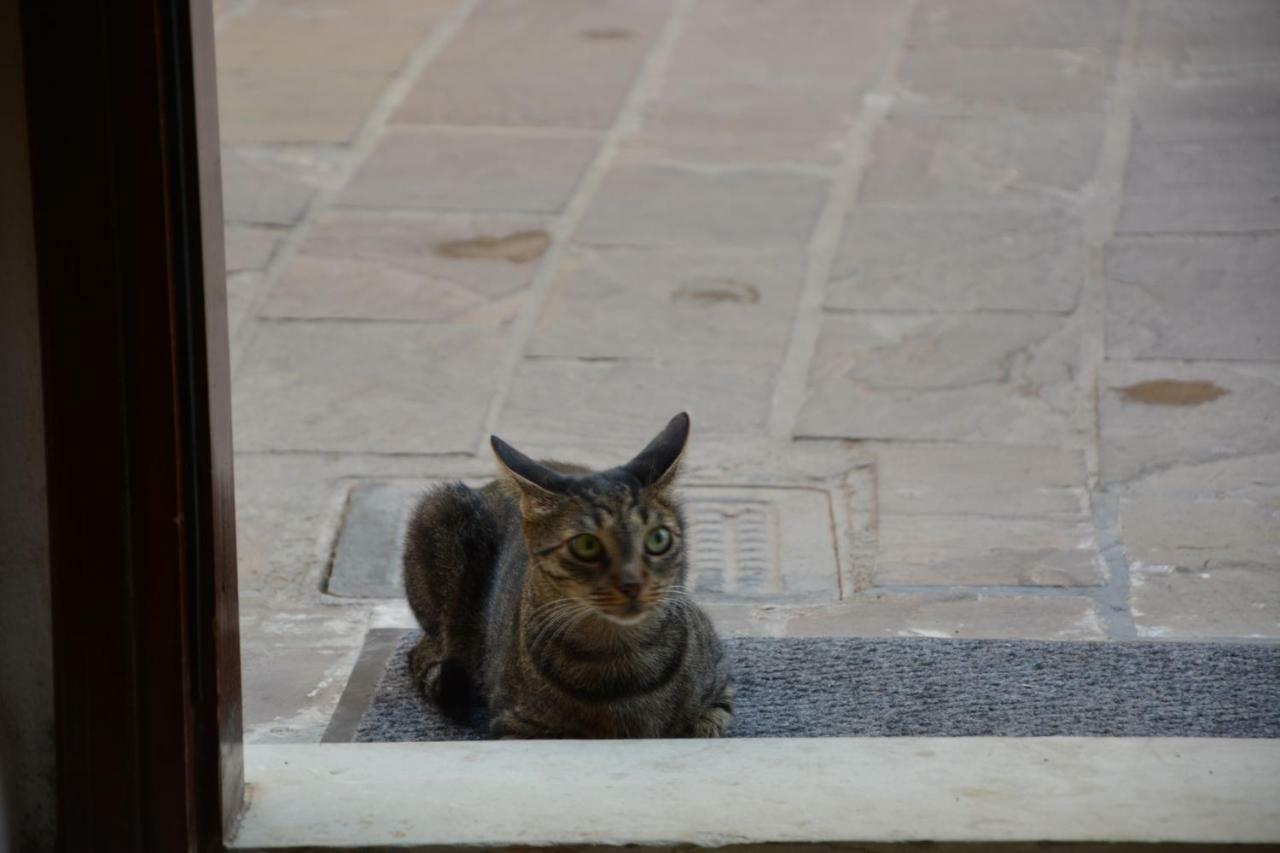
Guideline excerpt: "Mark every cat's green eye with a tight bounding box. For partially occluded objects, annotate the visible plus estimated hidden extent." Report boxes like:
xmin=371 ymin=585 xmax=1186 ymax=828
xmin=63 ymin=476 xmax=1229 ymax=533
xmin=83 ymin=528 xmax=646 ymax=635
xmin=644 ymin=526 xmax=673 ymax=555
xmin=569 ymin=533 xmax=604 ymax=561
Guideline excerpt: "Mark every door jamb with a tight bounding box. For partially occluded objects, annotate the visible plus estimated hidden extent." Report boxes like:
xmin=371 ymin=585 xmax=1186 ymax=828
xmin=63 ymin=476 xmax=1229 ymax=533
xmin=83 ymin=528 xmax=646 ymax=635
xmin=21 ymin=0 xmax=243 ymax=848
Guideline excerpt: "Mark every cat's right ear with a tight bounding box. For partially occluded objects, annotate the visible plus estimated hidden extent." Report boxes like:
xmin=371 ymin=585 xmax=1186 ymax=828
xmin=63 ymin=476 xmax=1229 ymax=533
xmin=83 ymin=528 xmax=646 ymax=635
xmin=491 ymin=435 xmax=570 ymax=516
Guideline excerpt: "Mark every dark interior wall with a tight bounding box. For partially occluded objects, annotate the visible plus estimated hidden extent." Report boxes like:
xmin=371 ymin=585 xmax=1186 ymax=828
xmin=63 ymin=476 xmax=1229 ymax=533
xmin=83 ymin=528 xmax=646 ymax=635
xmin=0 ymin=1 xmax=56 ymax=850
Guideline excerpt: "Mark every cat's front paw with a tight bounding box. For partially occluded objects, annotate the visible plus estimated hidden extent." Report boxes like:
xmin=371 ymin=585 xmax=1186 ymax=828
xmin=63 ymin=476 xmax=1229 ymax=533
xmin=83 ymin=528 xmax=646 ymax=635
xmin=689 ymin=683 xmax=734 ymax=738
xmin=489 ymin=709 xmax=559 ymax=740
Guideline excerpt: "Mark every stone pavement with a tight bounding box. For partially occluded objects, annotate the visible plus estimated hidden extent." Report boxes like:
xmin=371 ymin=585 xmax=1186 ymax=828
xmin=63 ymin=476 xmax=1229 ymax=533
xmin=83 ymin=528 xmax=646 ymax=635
xmin=214 ymin=0 xmax=1280 ymax=741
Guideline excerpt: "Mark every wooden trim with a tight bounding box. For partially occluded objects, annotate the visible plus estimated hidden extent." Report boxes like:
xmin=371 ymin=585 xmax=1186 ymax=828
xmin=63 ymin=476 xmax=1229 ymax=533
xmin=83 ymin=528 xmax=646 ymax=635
xmin=21 ymin=0 xmax=242 ymax=849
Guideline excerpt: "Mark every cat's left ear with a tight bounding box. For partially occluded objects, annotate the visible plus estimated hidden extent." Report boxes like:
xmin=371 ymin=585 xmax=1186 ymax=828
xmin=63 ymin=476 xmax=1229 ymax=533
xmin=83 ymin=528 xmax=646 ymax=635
xmin=622 ymin=412 xmax=689 ymax=492
xmin=491 ymin=435 xmax=572 ymax=517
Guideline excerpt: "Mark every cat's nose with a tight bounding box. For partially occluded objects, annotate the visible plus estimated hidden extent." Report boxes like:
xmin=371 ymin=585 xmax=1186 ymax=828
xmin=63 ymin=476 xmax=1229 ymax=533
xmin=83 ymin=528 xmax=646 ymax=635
xmin=618 ymin=579 xmax=643 ymax=599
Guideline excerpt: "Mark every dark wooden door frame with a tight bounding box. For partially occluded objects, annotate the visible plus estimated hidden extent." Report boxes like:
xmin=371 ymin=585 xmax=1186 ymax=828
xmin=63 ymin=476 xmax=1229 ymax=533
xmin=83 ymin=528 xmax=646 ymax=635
xmin=21 ymin=0 xmax=243 ymax=849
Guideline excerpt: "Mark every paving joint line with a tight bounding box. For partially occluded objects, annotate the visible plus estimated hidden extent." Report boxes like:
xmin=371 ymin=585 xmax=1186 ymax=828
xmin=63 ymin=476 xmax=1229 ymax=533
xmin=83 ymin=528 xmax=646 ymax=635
xmin=766 ymin=0 xmax=918 ymax=442
xmin=226 ymin=0 xmax=487 ymax=375
xmin=473 ymin=0 xmax=697 ymax=455
xmin=1078 ymin=0 xmax=1143 ymax=639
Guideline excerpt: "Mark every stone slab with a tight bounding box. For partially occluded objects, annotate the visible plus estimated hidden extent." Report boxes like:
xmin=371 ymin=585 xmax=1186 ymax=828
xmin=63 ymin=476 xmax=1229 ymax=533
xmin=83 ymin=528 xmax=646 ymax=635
xmin=1130 ymin=76 xmax=1280 ymax=144
xmin=232 ymin=320 xmax=506 ymax=453
xmin=797 ymin=314 xmax=1079 ymax=444
xmin=238 ymin=602 xmax=370 ymax=742
xmin=1098 ymin=361 xmax=1280 ymax=485
xmin=216 ymin=0 xmax=455 ymax=144
xmin=908 ymin=0 xmax=1126 ymax=51
xmin=341 ymin=129 xmax=600 ymax=213
xmin=619 ymin=131 xmax=848 ymax=170
xmin=575 ymin=161 xmax=827 ymax=250
xmin=242 ymin=643 xmax=363 ymax=743
xmin=238 ymin=739 xmax=1280 ymax=848
xmin=1130 ymin=563 xmax=1280 ymax=639
xmin=1136 ymin=0 xmax=1280 ymax=75
xmin=1105 ymin=233 xmax=1280 ymax=362
xmin=528 ymin=247 xmax=805 ymax=363
xmin=225 ymin=271 xmax=263 ymax=339
xmin=262 ymin=212 xmax=546 ymax=322
xmin=876 ymin=515 xmax=1105 ymax=587
xmin=1117 ymin=138 xmax=1280 ymax=233
xmin=218 ymin=69 xmax=390 ymax=144
xmin=875 ymin=444 xmax=1089 ymax=518
xmin=828 ymin=203 xmax=1084 ymax=313
xmin=395 ymin=0 xmax=671 ymax=129
xmin=641 ymin=0 xmax=907 ymax=142
xmin=497 ymin=357 xmax=775 ymax=451
xmin=1122 ymin=493 xmax=1280 ymax=570
xmin=225 ymin=225 xmax=283 ymax=273
xmin=216 ymin=0 xmax=449 ymax=73
xmin=897 ymin=46 xmax=1113 ymax=115
xmin=221 ymin=152 xmax=317 ymax=226
xmin=857 ymin=113 xmax=1104 ymax=204
xmin=1119 ymin=74 xmax=1280 ymax=233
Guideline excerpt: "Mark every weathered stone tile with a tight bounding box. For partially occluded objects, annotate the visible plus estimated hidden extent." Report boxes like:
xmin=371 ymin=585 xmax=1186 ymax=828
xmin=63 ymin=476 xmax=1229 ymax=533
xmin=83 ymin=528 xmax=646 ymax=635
xmin=528 ymin=248 xmax=805 ymax=362
xmin=641 ymin=0 xmax=908 ymax=151
xmin=828 ymin=204 xmax=1084 ymax=313
xmin=226 ymin=226 xmax=284 ymax=273
xmin=262 ymin=212 xmax=545 ymax=322
xmin=908 ymin=0 xmax=1125 ymax=51
xmin=877 ymin=515 xmax=1105 ymax=587
xmin=217 ymin=0 xmax=456 ymax=143
xmin=783 ymin=593 xmax=1105 ymax=640
xmin=1122 ymin=494 xmax=1280 ymax=571
xmin=1131 ymin=76 xmax=1280 ymax=144
xmin=396 ymin=0 xmax=671 ymax=129
xmin=1105 ymin=234 xmax=1280 ymax=362
xmin=857 ymin=113 xmax=1104 ymax=203
xmin=233 ymin=321 xmax=505 ymax=453
xmin=243 ymin=642 xmax=363 ymax=742
xmin=340 ymin=129 xmax=599 ymax=213
xmin=797 ymin=314 xmax=1080 ymax=444
xmin=1098 ymin=361 xmax=1280 ymax=485
xmin=1130 ymin=564 xmax=1280 ymax=639
xmin=221 ymin=152 xmax=317 ymax=226
xmin=226 ymin=271 xmax=264 ymax=338
xmin=1118 ymin=450 xmax=1279 ymax=639
xmin=1137 ymin=0 xmax=1280 ymax=75
xmin=218 ymin=70 xmax=389 ymax=144
xmin=1119 ymin=75 xmax=1280 ymax=233
xmin=217 ymin=0 xmax=448 ymax=73
xmin=875 ymin=445 xmax=1089 ymax=518
xmin=1117 ymin=138 xmax=1280 ymax=233
xmin=497 ymin=357 xmax=774 ymax=451
xmin=620 ymin=132 xmax=847 ymax=170
xmin=1122 ymin=450 xmax=1280 ymax=501
xmin=575 ymin=162 xmax=826 ymax=249
xmin=897 ymin=47 xmax=1113 ymax=115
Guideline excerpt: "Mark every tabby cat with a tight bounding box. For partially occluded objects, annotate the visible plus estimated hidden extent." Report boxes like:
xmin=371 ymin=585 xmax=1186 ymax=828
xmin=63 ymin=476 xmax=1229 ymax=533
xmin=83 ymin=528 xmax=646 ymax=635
xmin=403 ymin=412 xmax=733 ymax=738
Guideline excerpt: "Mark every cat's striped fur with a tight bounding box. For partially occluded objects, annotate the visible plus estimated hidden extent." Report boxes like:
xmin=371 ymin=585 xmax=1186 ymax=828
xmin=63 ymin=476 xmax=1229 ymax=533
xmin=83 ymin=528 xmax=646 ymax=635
xmin=403 ymin=413 xmax=733 ymax=738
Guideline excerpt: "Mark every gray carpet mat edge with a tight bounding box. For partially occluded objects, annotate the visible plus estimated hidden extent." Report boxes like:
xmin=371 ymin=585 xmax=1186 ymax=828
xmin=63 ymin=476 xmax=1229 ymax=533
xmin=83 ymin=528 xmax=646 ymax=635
xmin=332 ymin=629 xmax=1280 ymax=743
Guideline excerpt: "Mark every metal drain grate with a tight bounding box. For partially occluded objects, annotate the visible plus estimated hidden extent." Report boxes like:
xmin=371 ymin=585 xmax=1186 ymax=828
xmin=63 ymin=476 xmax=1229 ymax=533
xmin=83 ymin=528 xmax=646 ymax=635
xmin=681 ymin=485 xmax=840 ymax=604
xmin=686 ymin=498 xmax=780 ymax=597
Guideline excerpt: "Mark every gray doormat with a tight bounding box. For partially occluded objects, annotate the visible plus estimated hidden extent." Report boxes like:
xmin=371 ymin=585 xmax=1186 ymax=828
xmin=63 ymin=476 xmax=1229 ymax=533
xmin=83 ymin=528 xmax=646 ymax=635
xmin=332 ymin=629 xmax=1280 ymax=742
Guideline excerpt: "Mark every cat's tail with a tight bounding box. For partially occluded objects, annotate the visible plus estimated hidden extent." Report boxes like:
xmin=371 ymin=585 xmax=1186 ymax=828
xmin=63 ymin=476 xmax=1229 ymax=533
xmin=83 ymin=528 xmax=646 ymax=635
xmin=402 ymin=482 xmax=501 ymax=719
